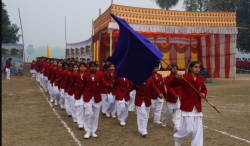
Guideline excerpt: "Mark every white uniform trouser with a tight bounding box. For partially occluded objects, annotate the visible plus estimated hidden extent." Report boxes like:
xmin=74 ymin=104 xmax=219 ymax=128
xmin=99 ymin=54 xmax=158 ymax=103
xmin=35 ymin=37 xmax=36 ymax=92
xmin=68 ymin=94 xmax=76 ymax=120
xmin=75 ymin=95 xmax=85 ymax=128
xmin=162 ymin=104 xmax=181 ymax=129
xmin=83 ymin=97 xmax=101 ymax=133
xmin=136 ymin=101 xmax=150 ymax=134
xmin=106 ymin=93 xmax=116 ymax=116
xmin=174 ymin=116 xmax=203 ymax=146
xmin=59 ymin=89 xmax=65 ymax=107
xmin=116 ymin=99 xmax=129 ymax=122
xmin=150 ymin=97 xmax=163 ymax=122
xmin=65 ymin=92 xmax=71 ymax=114
xmin=129 ymin=90 xmax=136 ymax=111
xmin=101 ymin=93 xmax=108 ymax=113
xmin=40 ymin=73 xmax=44 ymax=86
xmin=5 ymin=68 xmax=10 ymax=79
xmin=43 ymin=76 xmax=48 ymax=91
xmin=47 ymin=80 xmax=51 ymax=93
xmin=36 ymin=72 xmax=40 ymax=82
xmin=50 ymin=84 xmax=59 ymax=101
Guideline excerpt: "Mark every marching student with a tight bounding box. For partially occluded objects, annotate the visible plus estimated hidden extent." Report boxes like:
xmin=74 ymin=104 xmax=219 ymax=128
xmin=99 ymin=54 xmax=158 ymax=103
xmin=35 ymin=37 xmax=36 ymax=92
xmin=48 ymin=59 xmax=54 ymax=96
xmin=125 ymin=78 xmax=163 ymax=137
xmin=170 ymin=61 xmax=207 ymax=146
xmin=49 ymin=60 xmax=58 ymax=103
xmin=150 ymin=66 xmax=167 ymax=124
xmin=68 ymin=63 xmax=86 ymax=129
xmin=104 ymin=64 xmax=117 ymax=118
xmin=35 ymin=57 xmax=40 ymax=82
xmin=57 ymin=62 xmax=69 ymax=109
xmin=98 ymin=65 xmax=108 ymax=115
xmin=100 ymin=60 xmax=106 ymax=72
xmin=30 ymin=60 xmax=35 ymax=77
xmin=39 ymin=57 xmax=45 ymax=87
xmin=113 ymin=77 xmax=133 ymax=126
xmin=128 ymin=90 xmax=136 ymax=112
xmin=96 ymin=64 xmax=100 ymax=72
xmin=52 ymin=60 xmax=64 ymax=105
xmin=42 ymin=58 xmax=50 ymax=92
xmin=64 ymin=63 xmax=74 ymax=117
xmin=5 ymin=58 xmax=12 ymax=79
xmin=79 ymin=61 xmax=112 ymax=139
xmin=162 ymin=65 xmax=182 ymax=132
xmin=65 ymin=63 xmax=78 ymax=122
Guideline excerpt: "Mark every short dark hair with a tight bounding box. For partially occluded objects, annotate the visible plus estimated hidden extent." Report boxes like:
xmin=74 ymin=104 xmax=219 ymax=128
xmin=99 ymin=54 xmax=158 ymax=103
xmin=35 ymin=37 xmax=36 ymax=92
xmin=171 ymin=65 xmax=178 ymax=70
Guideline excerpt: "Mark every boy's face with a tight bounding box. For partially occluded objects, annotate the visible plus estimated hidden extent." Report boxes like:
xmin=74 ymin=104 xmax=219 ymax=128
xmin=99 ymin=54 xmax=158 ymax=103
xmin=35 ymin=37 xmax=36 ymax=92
xmin=87 ymin=59 xmax=90 ymax=63
xmin=109 ymin=65 xmax=115 ymax=71
xmin=153 ymin=67 xmax=159 ymax=73
xmin=96 ymin=66 xmax=100 ymax=72
xmin=102 ymin=62 xmax=105 ymax=66
xmin=89 ymin=64 xmax=96 ymax=72
xmin=171 ymin=66 xmax=178 ymax=75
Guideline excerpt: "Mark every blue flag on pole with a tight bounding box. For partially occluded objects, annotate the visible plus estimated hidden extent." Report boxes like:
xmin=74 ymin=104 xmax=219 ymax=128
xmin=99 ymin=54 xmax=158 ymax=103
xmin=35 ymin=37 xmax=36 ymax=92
xmin=107 ymin=14 xmax=164 ymax=86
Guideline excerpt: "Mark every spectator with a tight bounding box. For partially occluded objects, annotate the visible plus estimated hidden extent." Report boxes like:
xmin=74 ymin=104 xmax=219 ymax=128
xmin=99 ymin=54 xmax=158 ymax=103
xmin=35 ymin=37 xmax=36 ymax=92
xmin=185 ymin=59 xmax=192 ymax=74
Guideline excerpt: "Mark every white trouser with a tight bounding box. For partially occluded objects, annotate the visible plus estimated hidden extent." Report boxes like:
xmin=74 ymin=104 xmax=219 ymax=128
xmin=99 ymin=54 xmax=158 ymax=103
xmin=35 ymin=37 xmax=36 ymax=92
xmin=5 ymin=68 xmax=10 ymax=79
xmin=32 ymin=70 xmax=35 ymax=77
xmin=150 ymin=97 xmax=163 ymax=122
xmin=129 ymin=90 xmax=136 ymax=111
xmin=75 ymin=95 xmax=84 ymax=127
xmin=54 ymin=86 xmax=60 ymax=102
xmin=136 ymin=102 xmax=150 ymax=134
xmin=101 ymin=94 xmax=108 ymax=113
xmin=47 ymin=80 xmax=51 ymax=93
xmin=65 ymin=92 xmax=71 ymax=114
xmin=40 ymin=73 xmax=43 ymax=86
xmin=116 ymin=99 xmax=129 ymax=122
xmin=84 ymin=103 xmax=101 ymax=133
xmin=43 ymin=76 xmax=48 ymax=91
xmin=162 ymin=103 xmax=181 ymax=129
xmin=36 ymin=72 xmax=40 ymax=82
xmin=68 ymin=94 xmax=76 ymax=120
xmin=59 ymin=89 xmax=65 ymax=107
xmin=174 ymin=116 xmax=203 ymax=146
xmin=106 ymin=93 xmax=116 ymax=116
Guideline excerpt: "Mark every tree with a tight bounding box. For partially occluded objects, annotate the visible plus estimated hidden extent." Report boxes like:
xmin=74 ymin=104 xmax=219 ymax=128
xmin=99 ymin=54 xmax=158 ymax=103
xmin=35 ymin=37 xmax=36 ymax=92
xmin=26 ymin=44 xmax=35 ymax=60
xmin=235 ymin=0 xmax=250 ymax=53
xmin=183 ymin=0 xmax=208 ymax=11
xmin=2 ymin=2 xmax=21 ymax=43
xmin=153 ymin=0 xmax=180 ymax=10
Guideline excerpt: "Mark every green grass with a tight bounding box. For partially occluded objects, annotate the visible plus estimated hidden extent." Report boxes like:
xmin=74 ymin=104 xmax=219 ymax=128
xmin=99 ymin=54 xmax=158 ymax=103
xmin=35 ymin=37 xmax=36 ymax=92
xmin=205 ymin=83 xmax=221 ymax=86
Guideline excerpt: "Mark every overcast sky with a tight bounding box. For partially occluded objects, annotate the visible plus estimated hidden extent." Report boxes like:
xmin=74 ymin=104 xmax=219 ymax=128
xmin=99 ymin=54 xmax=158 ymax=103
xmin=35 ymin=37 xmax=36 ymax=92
xmin=3 ymin=0 xmax=184 ymax=48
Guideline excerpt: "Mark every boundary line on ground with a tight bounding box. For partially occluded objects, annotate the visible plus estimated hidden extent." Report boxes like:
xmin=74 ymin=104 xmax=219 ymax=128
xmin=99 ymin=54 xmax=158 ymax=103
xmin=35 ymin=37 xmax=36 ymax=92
xmin=203 ymin=125 xmax=250 ymax=144
xmin=31 ymin=77 xmax=82 ymax=146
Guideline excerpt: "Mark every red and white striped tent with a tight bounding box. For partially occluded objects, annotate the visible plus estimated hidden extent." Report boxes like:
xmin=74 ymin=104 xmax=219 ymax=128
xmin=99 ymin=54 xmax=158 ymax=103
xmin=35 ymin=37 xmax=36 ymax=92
xmin=92 ymin=4 xmax=238 ymax=78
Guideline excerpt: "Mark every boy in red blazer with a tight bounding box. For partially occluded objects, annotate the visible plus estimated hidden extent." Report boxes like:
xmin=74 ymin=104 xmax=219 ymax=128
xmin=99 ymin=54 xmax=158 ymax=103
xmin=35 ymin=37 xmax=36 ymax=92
xmin=30 ymin=60 xmax=35 ymax=77
xmin=150 ymin=66 xmax=167 ymax=124
xmin=57 ymin=62 xmax=69 ymax=109
xmin=103 ymin=64 xmax=117 ymax=118
xmin=39 ymin=57 xmax=45 ymax=87
xmin=79 ymin=61 xmax=112 ymax=139
xmin=125 ymin=78 xmax=163 ymax=137
xmin=113 ymin=77 xmax=133 ymax=126
xmin=5 ymin=58 xmax=12 ymax=79
xmin=35 ymin=57 xmax=40 ymax=82
xmin=42 ymin=58 xmax=50 ymax=92
xmin=170 ymin=61 xmax=207 ymax=146
xmin=162 ymin=65 xmax=182 ymax=131
xmin=64 ymin=63 xmax=74 ymax=117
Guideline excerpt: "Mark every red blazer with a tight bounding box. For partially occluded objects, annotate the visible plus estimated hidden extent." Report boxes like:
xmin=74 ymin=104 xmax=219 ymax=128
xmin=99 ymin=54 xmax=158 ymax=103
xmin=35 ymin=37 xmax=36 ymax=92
xmin=57 ymin=70 xmax=68 ymax=89
xmin=42 ymin=63 xmax=50 ymax=77
xmin=80 ymin=72 xmax=110 ymax=103
xmin=85 ymin=63 xmax=89 ymax=69
xmin=5 ymin=60 xmax=12 ymax=68
xmin=35 ymin=61 xmax=40 ymax=72
xmin=65 ymin=72 xmax=74 ymax=95
xmin=150 ymin=73 xmax=167 ymax=99
xmin=165 ymin=74 xmax=183 ymax=103
xmin=54 ymin=68 xmax=64 ymax=87
xmin=104 ymin=71 xmax=116 ymax=94
xmin=169 ymin=72 xmax=207 ymax=112
xmin=98 ymin=71 xmax=106 ymax=94
xmin=30 ymin=63 xmax=35 ymax=70
xmin=50 ymin=67 xmax=58 ymax=85
xmin=100 ymin=66 xmax=104 ymax=72
xmin=125 ymin=78 xmax=161 ymax=107
xmin=39 ymin=61 xmax=44 ymax=73
xmin=244 ymin=60 xmax=248 ymax=67
xmin=114 ymin=77 xmax=132 ymax=101
xmin=68 ymin=72 xmax=85 ymax=100
xmin=48 ymin=65 xmax=54 ymax=80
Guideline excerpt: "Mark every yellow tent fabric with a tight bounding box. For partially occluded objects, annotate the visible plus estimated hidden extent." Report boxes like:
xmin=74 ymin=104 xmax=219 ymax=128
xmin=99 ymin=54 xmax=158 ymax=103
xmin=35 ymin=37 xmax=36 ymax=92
xmin=46 ymin=44 xmax=50 ymax=58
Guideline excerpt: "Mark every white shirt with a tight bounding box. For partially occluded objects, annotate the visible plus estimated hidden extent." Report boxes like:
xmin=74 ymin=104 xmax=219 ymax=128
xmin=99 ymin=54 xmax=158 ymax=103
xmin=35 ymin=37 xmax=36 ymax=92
xmin=181 ymin=106 xmax=203 ymax=117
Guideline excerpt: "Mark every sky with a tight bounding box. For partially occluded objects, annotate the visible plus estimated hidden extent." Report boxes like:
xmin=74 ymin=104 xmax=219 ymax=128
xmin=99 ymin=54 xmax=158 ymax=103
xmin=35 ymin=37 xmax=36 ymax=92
xmin=3 ymin=0 xmax=249 ymax=59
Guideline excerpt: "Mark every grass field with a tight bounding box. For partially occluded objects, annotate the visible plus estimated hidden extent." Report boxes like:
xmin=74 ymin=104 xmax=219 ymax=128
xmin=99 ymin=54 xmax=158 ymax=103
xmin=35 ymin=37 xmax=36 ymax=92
xmin=2 ymin=64 xmax=250 ymax=146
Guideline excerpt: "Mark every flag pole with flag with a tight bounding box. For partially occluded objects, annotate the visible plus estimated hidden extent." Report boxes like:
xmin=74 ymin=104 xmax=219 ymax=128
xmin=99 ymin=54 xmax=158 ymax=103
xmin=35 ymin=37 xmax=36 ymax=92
xmin=46 ymin=44 xmax=50 ymax=58
xmin=107 ymin=14 xmax=164 ymax=86
xmin=107 ymin=14 xmax=222 ymax=116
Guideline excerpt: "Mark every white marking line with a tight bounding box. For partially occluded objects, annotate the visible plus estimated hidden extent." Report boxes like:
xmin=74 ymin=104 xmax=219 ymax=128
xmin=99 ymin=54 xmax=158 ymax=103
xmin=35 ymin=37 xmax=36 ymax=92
xmin=203 ymin=125 xmax=250 ymax=144
xmin=230 ymin=95 xmax=248 ymax=96
xmin=32 ymin=78 xmax=82 ymax=146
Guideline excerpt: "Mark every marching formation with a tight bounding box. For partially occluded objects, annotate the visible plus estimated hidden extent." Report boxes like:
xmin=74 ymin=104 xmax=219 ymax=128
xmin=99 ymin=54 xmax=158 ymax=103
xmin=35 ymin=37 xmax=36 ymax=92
xmin=30 ymin=56 xmax=207 ymax=146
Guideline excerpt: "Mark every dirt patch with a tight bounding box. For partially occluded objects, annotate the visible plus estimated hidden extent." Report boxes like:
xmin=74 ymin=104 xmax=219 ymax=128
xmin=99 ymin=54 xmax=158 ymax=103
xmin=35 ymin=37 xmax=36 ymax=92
xmin=2 ymin=66 xmax=250 ymax=146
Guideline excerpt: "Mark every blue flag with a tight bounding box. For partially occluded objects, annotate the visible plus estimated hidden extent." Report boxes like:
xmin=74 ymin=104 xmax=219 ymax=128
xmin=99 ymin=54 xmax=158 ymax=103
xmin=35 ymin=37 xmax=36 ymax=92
xmin=107 ymin=14 xmax=164 ymax=86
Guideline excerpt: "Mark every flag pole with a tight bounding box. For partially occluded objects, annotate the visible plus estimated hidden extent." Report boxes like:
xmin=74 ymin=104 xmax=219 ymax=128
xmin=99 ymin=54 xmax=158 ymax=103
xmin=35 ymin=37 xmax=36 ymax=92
xmin=162 ymin=59 xmax=223 ymax=116
xmin=18 ymin=8 xmax=25 ymax=75
xmin=65 ymin=16 xmax=67 ymax=59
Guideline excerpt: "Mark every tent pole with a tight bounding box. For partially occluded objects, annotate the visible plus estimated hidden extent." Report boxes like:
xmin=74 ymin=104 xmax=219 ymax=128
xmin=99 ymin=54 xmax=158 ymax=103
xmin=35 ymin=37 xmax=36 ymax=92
xmin=18 ymin=8 xmax=25 ymax=75
xmin=110 ymin=28 xmax=112 ymax=56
